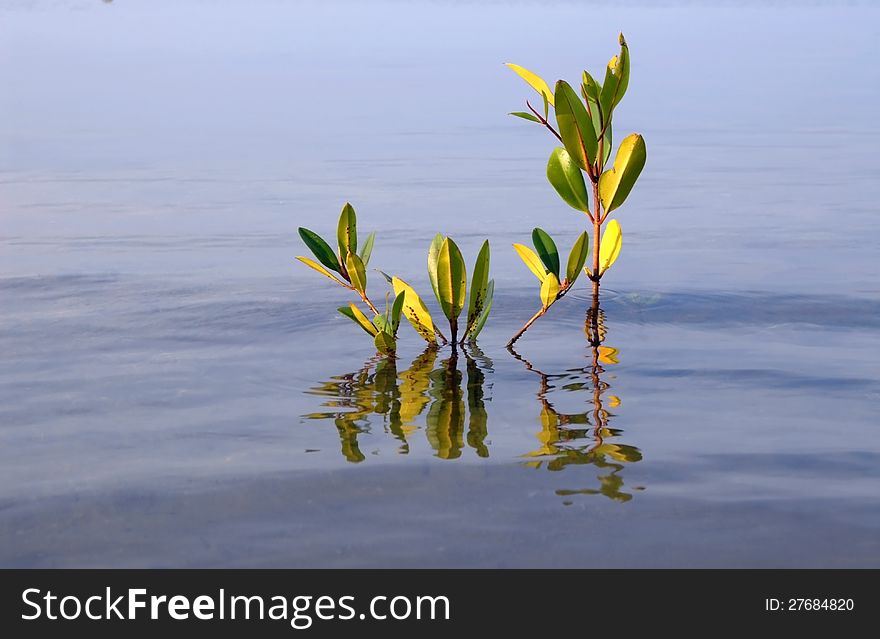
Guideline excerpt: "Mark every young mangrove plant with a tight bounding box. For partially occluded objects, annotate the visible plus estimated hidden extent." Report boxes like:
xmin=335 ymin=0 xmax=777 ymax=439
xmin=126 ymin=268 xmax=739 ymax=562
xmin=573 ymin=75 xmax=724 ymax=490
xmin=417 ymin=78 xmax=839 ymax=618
xmin=506 ymin=33 xmax=646 ymax=343
xmin=426 ymin=234 xmax=494 ymax=348
xmin=385 ymin=235 xmax=493 ymax=350
xmin=296 ymin=202 xmax=404 ymax=356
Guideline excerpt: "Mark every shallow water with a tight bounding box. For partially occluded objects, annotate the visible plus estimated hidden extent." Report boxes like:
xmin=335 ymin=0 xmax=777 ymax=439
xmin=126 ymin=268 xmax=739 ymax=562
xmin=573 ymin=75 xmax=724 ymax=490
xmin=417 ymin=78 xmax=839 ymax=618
xmin=1 ymin=0 xmax=879 ymax=567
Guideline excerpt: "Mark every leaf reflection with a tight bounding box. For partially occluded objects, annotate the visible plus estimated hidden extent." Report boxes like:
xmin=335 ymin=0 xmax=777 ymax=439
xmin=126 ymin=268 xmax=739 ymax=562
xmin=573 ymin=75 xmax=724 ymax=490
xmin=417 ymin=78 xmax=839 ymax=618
xmin=304 ymin=346 xmax=492 ymax=462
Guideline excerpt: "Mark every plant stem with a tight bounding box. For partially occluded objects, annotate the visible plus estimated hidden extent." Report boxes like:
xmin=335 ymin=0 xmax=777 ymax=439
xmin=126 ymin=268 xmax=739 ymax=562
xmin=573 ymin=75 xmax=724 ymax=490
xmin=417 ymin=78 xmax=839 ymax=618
xmin=449 ymin=317 xmax=459 ymax=352
xmin=591 ymin=181 xmax=602 ymax=280
xmin=526 ymin=101 xmax=563 ymax=144
xmin=507 ymin=307 xmax=546 ymax=348
xmin=360 ymin=291 xmax=380 ymax=316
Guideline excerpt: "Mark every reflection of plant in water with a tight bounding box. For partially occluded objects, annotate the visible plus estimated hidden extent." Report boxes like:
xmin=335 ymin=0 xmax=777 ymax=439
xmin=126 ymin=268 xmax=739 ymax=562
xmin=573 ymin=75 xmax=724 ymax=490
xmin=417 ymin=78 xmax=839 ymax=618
xmin=510 ymin=295 xmax=642 ymax=502
xmin=304 ymin=347 xmax=491 ymax=462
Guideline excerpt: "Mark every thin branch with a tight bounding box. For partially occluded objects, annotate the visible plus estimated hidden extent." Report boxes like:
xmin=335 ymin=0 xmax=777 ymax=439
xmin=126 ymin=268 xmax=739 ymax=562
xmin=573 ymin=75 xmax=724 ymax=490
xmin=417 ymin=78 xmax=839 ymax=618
xmin=526 ymin=100 xmax=563 ymax=144
xmin=507 ymin=307 xmax=547 ymax=348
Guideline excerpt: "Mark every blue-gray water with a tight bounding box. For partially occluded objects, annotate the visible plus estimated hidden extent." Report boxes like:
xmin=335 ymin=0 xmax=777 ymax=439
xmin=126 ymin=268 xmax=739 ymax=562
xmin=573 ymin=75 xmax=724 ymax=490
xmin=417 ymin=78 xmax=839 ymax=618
xmin=1 ymin=0 xmax=878 ymax=567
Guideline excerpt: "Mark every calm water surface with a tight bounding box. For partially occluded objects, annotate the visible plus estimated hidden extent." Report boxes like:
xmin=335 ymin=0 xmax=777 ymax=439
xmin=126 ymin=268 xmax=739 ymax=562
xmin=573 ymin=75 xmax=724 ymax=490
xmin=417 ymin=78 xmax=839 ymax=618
xmin=1 ymin=0 xmax=878 ymax=567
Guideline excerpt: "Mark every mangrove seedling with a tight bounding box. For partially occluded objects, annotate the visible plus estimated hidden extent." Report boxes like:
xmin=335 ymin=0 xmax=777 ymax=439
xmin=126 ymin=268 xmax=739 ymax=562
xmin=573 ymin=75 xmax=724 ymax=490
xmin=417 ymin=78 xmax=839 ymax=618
xmin=426 ymin=234 xmax=494 ymax=348
xmin=507 ymin=228 xmax=589 ymax=347
xmin=296 ymin=202 xmax=404 ymax=356
xmin=506 ymin=33 xmax=646 ymax=342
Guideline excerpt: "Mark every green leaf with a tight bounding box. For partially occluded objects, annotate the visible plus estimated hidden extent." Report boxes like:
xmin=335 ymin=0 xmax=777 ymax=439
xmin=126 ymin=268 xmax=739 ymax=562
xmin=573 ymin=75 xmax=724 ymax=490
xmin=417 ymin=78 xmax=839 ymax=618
xmin=468 ymin=280 xmax=494 ymax=341
xmin=581 ymin=70 xmax=601 ymax=103
xmin=581 ymin=70 xmax=611 ymax=167
xmin=372 ymin=313 xmax=391 ymax=335
xmin=337 ymin=202 xmax=357 ymax=259
xmin=509 ymin=111 xmax=541 ymax=123
xmin=436 ymin=237 xmax=467 ymax=321
xmin=599 ymin=219 xmax=622 ymax=274
xmin=346 ymin=252 xmax=367 ymax=294
xmin=295 ymin=256 xmax=347 ymax=286
xmin=554 ymin=80 xmax=597 ymax=171
xmin=359 ymin=231 xmax=375 ymax=267
xmin=338 ymin=304 xmax=378 ymax=337
xmin=465 ymin=240 xmax=490 ymax=336
xmin=377 ymin=269 xmax=394 ymax=284
xmin=600 ymin=33 xmax=630 ymax=119
xmin=298 ymin=227 xmax=341 ymax=274
xmin=374 ymin=331 xmax=396 ymax=355
xmin=598 ymin=133 xmax=646 ymax=214
xmin=390 ymin=290 xmax=405 ymax=334
xmin=602 ymin=120 xmax=613 ymax=167
xmin=546 ymin=147 xmax=590 ymax=213
xmin=392 ymin=276 xmax=437 ymax=344
xmin=504 ymin=63 xmax=555 ymax=108
xmin=513 ymin=243 xmax=548 ymax=282
xmin=427 ymin=233 xmax=444 ymax=305
xmin=540 ymin=272 xmax=560 ymax=310
xmin=565 ymin=231 xmax=590 ymax=285
xmin=531 ymin=227 xmax=560 ymax=279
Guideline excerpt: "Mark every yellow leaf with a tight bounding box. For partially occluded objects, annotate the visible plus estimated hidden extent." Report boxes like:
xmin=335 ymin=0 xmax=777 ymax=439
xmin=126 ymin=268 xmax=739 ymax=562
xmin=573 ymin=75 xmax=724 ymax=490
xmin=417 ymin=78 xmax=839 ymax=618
xmin=540 ymin=272 xmax=559 ymax=310
xmin=599 ymin=219 xmax=622 ymax=274
xmin=598 ymin=133 xmax=646 ymax=214
xmin=391 ymin=276 xmax=437 ymax=344
xmin=607 ymin=395 xmax=621 ymax=408
xmin=295 ymin=256 xmax=346 ymax=286
xmin=598 ymin=346 xmax=619 ymax=365
xmin=504 ymin=63 xmax=555 ymax=107
xmin=513 ymin=243 xmax=547 ymax=282
xmin=346 ymin=303 xmax=379 ymax=337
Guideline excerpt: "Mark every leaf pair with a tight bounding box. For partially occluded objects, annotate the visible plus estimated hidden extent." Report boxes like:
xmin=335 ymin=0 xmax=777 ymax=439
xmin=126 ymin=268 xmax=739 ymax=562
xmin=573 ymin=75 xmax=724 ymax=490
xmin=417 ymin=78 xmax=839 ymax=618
xmin=513 ymin=229 xmax=590 ymax=310
xmin=428 ymin=235 xmax=493 ymax=343
xmin=297 ymin=202 xmax=376 ymax=293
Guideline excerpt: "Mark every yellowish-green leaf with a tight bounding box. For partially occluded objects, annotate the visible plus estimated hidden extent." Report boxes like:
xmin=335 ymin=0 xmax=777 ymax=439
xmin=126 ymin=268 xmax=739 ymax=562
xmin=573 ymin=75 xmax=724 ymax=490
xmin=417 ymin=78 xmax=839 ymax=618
xmin=372 ymin=313 xmax=391 ymax=335
xmin=338 ymin=303 xmax=378 ymax=337
xmin=295 ymin=256 xmax=347 ymax=286
xmin=465 ymin=240 xmax=490 ymax=336
xmin=540 ymin=272 xmax=560 ymax=310
xmin=598 ymin=133 xmax=646 ymax=214
xmin=509 ymin=111 xmax=541 ymax=123
xmin=565 ymin=231 xmax=590 ymax=285
xmin=468 ymin=280 xmax=493 ymax=341
xmin=337 ymin=202 xmax=357 ymax=259
xmin=374 ymin=331 xmax=396 ymax=355
xmin=436 ymin=237 xmax=467 ymax=321
xmin=513 ymin=243 xmax=548 ymax=282
xmin=391 ymin=276 xmax=437 ymax=344
xmin=546 ymin=147 xmax=590 ymax=213
xmin=504 ymin=63 xmax=554 ymax=108
xmin=555 ymin=80 xmax=597 ymax=170
xmin=359 ymin=231 xmax=375 ymax=267
xmin=599 ymin=33 xmax=630 ymax=118
xmin=298 ymin=227 xmax=341 ymax=274
xmin=345 ymin=252 xmax=367 ymax=294
xmin=390 ymin=290 xmax=405 ymax=334
xmin=599 ymin=219 xmax=622 ymax=274
xmin=581 ymin=70 xmax=601 ymax=103
xmin=426 ymin=233 xmax=444 ymax=305
xmin=607 ymin=395 xmax=621 ymax=408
